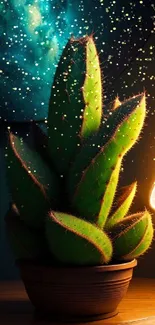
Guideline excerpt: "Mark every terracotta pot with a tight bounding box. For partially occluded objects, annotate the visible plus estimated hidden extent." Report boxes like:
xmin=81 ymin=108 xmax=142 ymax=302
xmin=17 ymin=259 xmax=137 ymax=322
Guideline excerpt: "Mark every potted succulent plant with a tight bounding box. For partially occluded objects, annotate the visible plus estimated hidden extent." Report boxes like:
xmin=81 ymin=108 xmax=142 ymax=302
xmin=5 ymin=35 xmax=154 ymax=321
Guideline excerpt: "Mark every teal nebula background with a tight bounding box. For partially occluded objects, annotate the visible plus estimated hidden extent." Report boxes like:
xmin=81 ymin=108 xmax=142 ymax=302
xmin=0 ymin=0 xmax=75 ymax=121
xmin=0 ymin=0 xmax=100 ymax=121
xmin=0 ymin=0 xmax=154 ymax=122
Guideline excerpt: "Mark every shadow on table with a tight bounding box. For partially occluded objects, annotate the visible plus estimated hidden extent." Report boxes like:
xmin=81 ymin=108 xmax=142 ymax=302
xmin=0 ymin=299 xmax=118 ymax=325
xmin=0 ymin=300 xmax=106 ymax=325
xmin=0 ymin=300 xmax=34 ymax=324
xmin=0 ymin=300 xmax=155 ymax=325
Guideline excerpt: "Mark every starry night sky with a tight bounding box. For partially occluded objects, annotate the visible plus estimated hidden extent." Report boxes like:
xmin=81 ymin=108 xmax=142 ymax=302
xmin=0 ymin=0 xmax=155 ymax=279
xmin=0 ymin=0 xmax=154 ymax=121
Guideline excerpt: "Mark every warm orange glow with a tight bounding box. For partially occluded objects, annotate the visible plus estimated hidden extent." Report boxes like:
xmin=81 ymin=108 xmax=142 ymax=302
xmin=150 ymin=183 xmax=155 ymax=209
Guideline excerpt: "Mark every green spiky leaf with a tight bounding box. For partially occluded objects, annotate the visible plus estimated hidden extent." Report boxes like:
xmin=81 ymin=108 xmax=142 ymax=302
xmin=6 ymin=133 xmax=60 ymax=228
xmin=46 ymin=211 xmax=112 ymax=265
xmin=105 ymin=182 xmax=137 ymax=230
xmin=48 ymin=36 xmax=102 ymax=174
xmin=67 ymin=94 xmax=146 ymax=228
xmin=109 ymin=210 xmax=154 ymax=261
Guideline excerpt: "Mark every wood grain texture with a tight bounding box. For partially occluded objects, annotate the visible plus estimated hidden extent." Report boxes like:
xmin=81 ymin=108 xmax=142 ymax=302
xmin=122 ymin=317 xmax=155 ymax=324
xmin=0 ymin=278 xmax=155 ymax=324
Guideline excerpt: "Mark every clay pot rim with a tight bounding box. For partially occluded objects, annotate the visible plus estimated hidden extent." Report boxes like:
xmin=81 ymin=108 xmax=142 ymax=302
xmin=17 ymin=258 xmax=137 ymax=272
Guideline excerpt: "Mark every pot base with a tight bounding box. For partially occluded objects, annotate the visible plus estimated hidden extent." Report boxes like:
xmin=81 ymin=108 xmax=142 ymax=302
xmin=34 ymin=309 xmax=118 ymax=322
xmin=18 ymin=259 xmax=137 ymax=322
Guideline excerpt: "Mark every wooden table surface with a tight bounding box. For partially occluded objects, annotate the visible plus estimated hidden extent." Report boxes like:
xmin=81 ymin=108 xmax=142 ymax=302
xmin=0 ymin=278 xmax=155 ymax=325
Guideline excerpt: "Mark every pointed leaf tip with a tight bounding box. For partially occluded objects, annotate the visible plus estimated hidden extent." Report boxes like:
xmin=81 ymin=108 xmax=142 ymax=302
xmin=48 ymin=35 xmax=102 ymax=174
xmin=112 ymin=96 xmax=121 ymax=110
xmin=68 ymin=93 xmax=146 ymax=227
xmin=109 ymin=210 xmax=153 ymax=261
xmin=105 ymin=181 xmax=137 ymax=230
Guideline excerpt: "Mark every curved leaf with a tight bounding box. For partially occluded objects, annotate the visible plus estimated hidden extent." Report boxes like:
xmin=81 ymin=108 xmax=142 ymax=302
xmin=46 ymin=211 xmax=112 ymax=265
xmin=109 ymin=210 xmax=154 ymax=261
xmin=105 ymin=182 xmax=137 ymax=230
xmin=6 ymin=132 xmax=60 ymax=228
xmin=48 ymin=36 xmax=102 ymax=174
xmin=67 ymin=94 xmax=146 ymax=227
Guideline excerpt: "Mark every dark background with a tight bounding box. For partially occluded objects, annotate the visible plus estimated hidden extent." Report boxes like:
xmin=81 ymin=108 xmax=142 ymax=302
xmin=0 ymin=0 xmax=155 ymax=279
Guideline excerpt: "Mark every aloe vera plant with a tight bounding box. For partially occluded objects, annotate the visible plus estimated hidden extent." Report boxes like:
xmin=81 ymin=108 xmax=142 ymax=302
xmin=5 ymin=35 xmax=153 ymax=266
